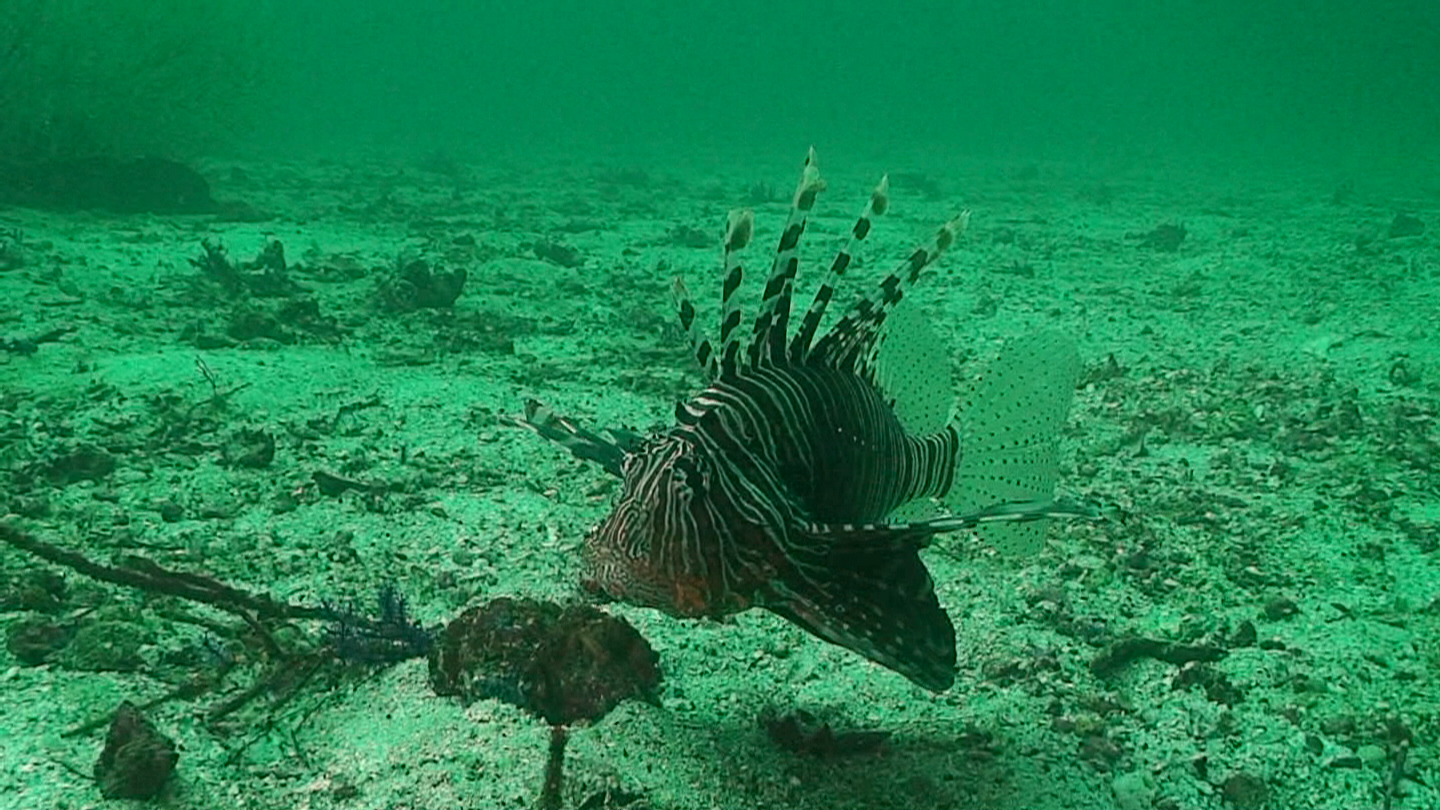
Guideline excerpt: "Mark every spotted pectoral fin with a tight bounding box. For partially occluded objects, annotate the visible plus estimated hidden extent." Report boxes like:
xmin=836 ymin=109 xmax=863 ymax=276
xmin=952 ymin=330 xmax=1084 ymax=556
xmin=764 ymin=523 xmax=956 ymax=692
xmin=872 ymin=299 xmax=955 ymax=435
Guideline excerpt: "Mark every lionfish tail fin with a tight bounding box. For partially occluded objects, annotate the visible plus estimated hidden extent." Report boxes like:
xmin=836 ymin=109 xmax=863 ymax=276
xmin=766 ymin=525 xmax=957 ymax=691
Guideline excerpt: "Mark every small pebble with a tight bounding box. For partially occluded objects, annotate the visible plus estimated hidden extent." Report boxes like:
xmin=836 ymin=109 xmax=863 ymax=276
xmin=157 ymin=501 xmax=184 ymax=522
xmin=1263 ymin=597 xmax=1299 ymax=620
xmin=1112 ymin=770 xmax=1155 ymax=810
xmin=1327 ymin=755 xmax=1362 ymax=769
xmin=1356 ymin=743 xmax=1387 ymax=767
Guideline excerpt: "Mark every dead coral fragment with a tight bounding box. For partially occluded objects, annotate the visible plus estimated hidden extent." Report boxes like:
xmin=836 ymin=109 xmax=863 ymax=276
xmin=0 ymin=227 xmax=23 ymax=270
xmin=1129 ymin=223 xmax=1186 ymax=252
xmin=377 ymin=255 xmax=467 ymax=310
xmin=190 ymin=238 xmax=301 ymax=298
xmin=428 ymin=597 xmax=660 ymax=726
xmin=1090 ymin=636 xmax=1226 ymax=677
xmin=761 ymin=708 xmax=891 ymax=757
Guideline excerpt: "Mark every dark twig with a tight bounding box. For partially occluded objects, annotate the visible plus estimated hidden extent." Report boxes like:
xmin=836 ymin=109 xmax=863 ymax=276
xmin=0 ymin=519 xmax=326 ymax=623
xmin=2 ymin=517 xmax=430 ymax=754
xmin=217 ymin=651 xmax=331 ymax=766
xmin=1382 ymin=715 xmax=1413 ymax=810
xmin=63 ymin=670 xmax=226 ymax=738
xmin=181 ymin=356 xmax=251 ymax=423
xmin=2 ymin=520 xmax=435 ymax=657
xmin=1383 ymin=742 xmax=1407 ymax=810
xmin=539 ymin=724 xmax=569 ymax=810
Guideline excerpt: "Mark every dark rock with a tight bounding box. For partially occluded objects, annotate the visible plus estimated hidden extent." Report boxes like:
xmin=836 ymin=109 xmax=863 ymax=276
xmin=5 ymin=617 xmax=74 ymax=665
xmin=157 ymin=500 xmax=185 ymax=522
xmin=1219 ymin=771 xmax=1269 ymax=809
xmin=225 ymin=306 xmax=287 ymax=343
xmin=94 ymin=702 xmax=179 ymax=799
xmin=0 ymin=568 xmax=67 ymax=612
xmin=1388 ymin=213 xmax=1425 ymax=238
xmin=668 ymin=224 xmax=714 ymax=248
xmin=531 ymin=240 xmax=584 ymax=268
xmin=1137 ymin=223 xmax=1187 ymax=252
xmin=41 ymin=444 xmax=116 ymax=485
xmin=221 ymin=428 xmax=275 ymax=468
xmin=61 ymin=620 xmax=148 ymax=672
xmin=1172 ymin=661 xmax=1245 ymax=705
xmin=1228 ymin=620 xmax=1257 ymax=647
xmin=1263 ymin=596 xmax=1299 ymax=620
xmin=761 ymin=708 xmax=890 ymax=757
xmin=0 ymin=156 xmax=215 ymax=214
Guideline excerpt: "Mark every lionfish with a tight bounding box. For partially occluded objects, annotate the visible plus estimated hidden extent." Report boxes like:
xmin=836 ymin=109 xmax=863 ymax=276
xmin=509 ymin=150 xmax=1090 ymax=691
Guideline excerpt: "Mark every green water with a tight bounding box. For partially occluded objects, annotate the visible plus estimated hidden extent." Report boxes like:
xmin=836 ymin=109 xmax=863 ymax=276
xmin=0 ymin=2 xmax=1437 ymax=809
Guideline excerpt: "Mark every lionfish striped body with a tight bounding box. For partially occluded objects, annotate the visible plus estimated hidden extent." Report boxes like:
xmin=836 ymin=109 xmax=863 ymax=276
xmin=511 ymin=150 xmax=1084 ymax=691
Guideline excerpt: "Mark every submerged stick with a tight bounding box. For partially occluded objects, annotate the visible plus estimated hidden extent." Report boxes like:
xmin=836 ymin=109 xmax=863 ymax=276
xmin=539 ymin=725 xmax=569 ymax=810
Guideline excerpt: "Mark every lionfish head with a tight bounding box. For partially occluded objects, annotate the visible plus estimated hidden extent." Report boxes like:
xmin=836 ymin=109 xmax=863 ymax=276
xmin=579 ymin=435 xmax=713 ymax=616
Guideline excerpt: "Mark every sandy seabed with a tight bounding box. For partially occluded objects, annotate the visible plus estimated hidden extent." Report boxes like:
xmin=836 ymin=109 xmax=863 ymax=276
xmin=1 ymin=148 xmax=1437 ymax=810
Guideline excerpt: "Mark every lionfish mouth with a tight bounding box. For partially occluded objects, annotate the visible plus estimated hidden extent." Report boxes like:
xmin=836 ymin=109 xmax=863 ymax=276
xmin=577 ymin=578 xmax=613 ymax=603
xmin=505 ymin=149 xmax=1095 ymax=692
